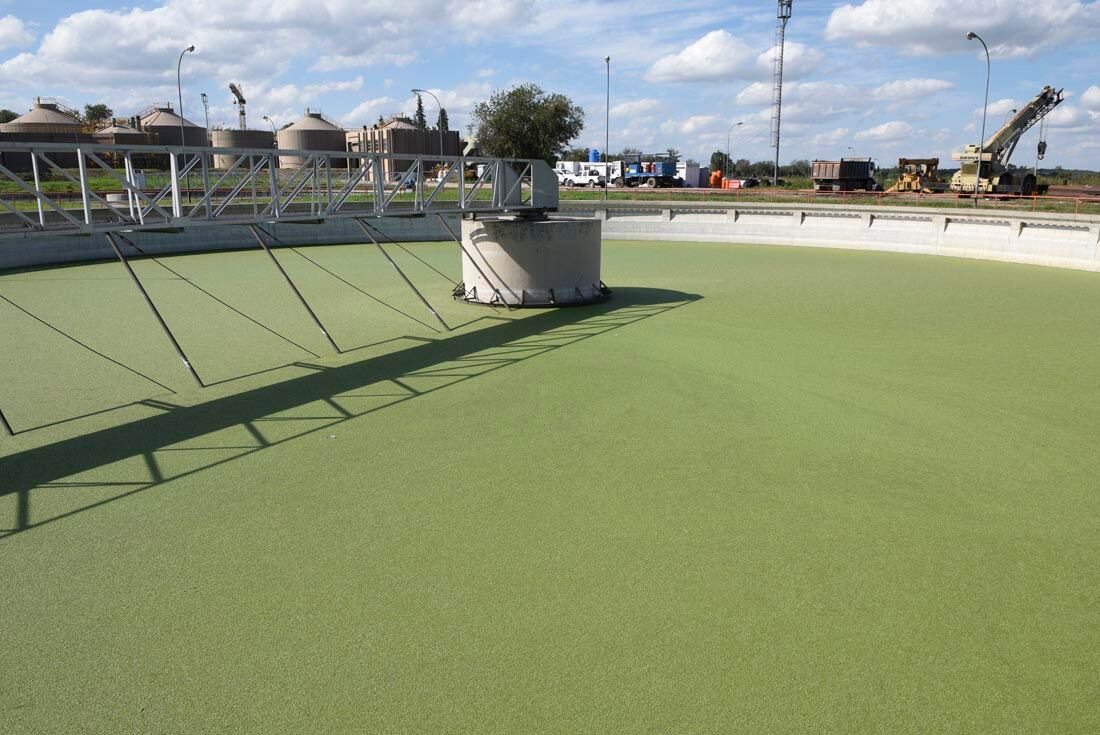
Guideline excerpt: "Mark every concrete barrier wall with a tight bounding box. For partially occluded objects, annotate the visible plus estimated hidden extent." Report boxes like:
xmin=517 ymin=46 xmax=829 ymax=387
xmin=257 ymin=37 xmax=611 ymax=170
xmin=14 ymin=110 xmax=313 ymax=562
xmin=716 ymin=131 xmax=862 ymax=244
xmin=4 ymin=201 xmax=1100 ymax=274
xmin=560 ymin=201 xmax=1100 ymax=273
xmin=0 ymin=215 xmax=457 ymax=271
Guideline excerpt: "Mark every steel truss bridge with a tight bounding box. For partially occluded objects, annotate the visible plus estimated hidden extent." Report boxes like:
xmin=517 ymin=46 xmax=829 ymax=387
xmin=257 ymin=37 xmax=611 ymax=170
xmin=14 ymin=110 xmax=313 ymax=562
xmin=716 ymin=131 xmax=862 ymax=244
xmin=0 ymin=142 xmax=559 ymax=237
xmin=0 ymin=142 xmax=561 ymax=436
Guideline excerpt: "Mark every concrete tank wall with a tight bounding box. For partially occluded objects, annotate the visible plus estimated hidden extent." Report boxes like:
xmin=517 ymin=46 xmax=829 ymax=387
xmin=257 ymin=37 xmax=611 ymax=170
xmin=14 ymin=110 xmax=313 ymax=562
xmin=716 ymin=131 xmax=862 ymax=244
xmin=561 ymin=201 xmax=1100 ymax=274
xmin=460 ymin=217 xmax=603 ymax=305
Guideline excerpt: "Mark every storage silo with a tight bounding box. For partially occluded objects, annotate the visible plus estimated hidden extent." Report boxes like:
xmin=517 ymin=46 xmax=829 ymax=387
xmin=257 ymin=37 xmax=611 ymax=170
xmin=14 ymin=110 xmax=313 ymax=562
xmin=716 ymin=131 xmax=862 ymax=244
xmin=138 ymin=104 xmax=207 ymax=147
xmin=93 ymin=122 xmax=157 ymax=166
xmin=211 ymin=128 xmax=276 ymax=169
xmin=277 ymin=109 xmax=345 ymax=168
xmin=0 ymin=97 xmax=94 ymax=171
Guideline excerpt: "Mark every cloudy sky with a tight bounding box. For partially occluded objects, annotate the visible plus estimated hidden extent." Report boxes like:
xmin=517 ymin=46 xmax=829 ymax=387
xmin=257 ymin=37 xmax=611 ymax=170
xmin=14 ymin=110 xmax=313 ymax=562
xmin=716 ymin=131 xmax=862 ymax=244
xmin=0 ymin=0 xmax=1097 ymax=168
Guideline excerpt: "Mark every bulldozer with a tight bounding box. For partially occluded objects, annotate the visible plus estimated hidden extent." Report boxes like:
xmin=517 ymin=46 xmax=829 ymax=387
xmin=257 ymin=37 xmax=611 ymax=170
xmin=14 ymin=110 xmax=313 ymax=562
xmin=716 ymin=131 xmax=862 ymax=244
xmin=886 ymin=158 xmax=946 ymax=193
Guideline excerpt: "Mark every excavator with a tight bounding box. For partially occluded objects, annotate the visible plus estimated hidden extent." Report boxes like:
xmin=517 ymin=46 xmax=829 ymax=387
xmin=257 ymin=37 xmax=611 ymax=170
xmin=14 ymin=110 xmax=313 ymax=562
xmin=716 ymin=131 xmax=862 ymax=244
xmin=950 ymin=85 xmax=1063 ymax=195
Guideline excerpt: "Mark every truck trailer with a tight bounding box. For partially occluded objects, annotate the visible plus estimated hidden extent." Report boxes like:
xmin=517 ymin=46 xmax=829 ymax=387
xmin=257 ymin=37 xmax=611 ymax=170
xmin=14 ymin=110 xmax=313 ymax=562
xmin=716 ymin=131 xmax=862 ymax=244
xmin=811 ymin=158 xmax=879 ymax=192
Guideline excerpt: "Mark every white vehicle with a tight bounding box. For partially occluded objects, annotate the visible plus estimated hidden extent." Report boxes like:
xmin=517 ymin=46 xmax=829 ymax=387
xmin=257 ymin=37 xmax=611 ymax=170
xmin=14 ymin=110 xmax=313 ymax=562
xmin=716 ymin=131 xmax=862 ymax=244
xmin=559 ymin=168 xmax=606 ymax=187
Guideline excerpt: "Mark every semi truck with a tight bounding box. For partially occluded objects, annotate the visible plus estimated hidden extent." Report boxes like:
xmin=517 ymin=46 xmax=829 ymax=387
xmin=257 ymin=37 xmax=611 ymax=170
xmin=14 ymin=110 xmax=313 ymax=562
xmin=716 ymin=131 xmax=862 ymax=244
xmin=811 ymin=158 xmax=879 ymax=191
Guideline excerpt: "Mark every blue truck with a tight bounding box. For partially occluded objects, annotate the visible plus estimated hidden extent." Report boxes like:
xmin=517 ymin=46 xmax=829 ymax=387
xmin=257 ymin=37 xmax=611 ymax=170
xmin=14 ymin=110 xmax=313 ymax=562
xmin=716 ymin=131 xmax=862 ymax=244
xmin=611 ymin=154 xmax=683 ymax=188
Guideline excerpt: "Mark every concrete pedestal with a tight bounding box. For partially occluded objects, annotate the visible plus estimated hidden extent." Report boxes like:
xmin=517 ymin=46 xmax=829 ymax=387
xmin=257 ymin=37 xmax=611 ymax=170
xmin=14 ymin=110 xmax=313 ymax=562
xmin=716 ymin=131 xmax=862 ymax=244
xmin=458 ymin=216 xmax=606 ymax=306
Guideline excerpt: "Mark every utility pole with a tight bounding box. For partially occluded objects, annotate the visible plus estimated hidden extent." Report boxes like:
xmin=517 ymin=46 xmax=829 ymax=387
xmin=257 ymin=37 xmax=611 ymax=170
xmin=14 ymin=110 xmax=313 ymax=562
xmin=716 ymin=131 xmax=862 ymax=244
xmin=771 ymin=0 xmax=793 ymax=186
xmin=604 ymin=55 xmax=610 ymax=200
xmin=200 ymin=92 xmax=210 ymax=144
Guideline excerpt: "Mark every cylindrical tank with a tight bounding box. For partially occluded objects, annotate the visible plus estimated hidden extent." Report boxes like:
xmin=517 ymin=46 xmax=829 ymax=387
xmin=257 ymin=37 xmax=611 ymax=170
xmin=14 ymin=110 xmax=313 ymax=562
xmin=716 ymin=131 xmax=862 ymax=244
xmin=211 ymin=129 xmax=276 ymax=168
xmin=589 ymin=148 xmax=600 ymax=163
xmin=138 ymin=105 xmax=206 ymax=147
xmin=276 ymin=110 xmax=345 ymax=168
xmin=93 ymin=123 xmax=155 ymax=146
xmin=0 ymin=98 xmax=93 ymax=171
xmin=458 ymin=217 xmax=606 ymax=307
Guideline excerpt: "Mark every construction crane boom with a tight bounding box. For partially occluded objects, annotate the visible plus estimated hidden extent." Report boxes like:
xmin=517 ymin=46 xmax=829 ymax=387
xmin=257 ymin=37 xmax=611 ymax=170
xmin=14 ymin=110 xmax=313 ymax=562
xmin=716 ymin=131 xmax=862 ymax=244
xmin=228 ymin=83 xmax=247 ymax=130
xmin=950 ymin=85 xmax=1063 ymax=195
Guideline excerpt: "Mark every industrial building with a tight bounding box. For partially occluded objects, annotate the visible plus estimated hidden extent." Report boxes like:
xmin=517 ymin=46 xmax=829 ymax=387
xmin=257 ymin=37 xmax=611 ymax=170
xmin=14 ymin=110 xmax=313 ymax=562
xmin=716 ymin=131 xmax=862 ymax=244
xmin=346 ymin=116 xmax=461 ymax=181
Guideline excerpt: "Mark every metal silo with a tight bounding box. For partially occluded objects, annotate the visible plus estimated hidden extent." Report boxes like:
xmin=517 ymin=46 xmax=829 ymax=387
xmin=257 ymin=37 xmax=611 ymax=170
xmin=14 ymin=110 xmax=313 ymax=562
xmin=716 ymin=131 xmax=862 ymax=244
xmin=138 ymin=104 xmax=207 ymax=147
xmin=211 ymin=128 xmax=276 ymax=169
xmin=0 ymin=97 xmax=94 ymax=171
xmin=276 ymin=109 xmax=345 ymax=169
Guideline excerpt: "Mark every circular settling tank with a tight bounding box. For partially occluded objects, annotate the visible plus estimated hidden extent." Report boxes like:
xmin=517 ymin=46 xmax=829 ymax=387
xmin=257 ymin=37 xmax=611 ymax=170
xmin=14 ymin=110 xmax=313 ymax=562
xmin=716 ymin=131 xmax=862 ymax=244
xmin=458 ymin=216 xmax=607 ymax=307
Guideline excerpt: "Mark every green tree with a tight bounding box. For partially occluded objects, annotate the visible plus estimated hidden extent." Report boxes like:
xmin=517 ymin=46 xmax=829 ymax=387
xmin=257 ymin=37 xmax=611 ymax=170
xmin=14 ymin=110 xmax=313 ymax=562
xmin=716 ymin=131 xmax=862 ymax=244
xmin=561 ymin=146 xmax=590 ymax=162
xmin=468 ymin=83 xmax=585 ymax=162
xmin=709 ymin=150 xmax=731 ymax=174
xmin=437 ymin=107 xmax=449 ymax=133
xmin=666 ymin=148 xmax=681 ymax=162
xmin=83 ymin=103 xmax=113 ymax=125
xmin=734 ymin=158 xmax=752 ymax=177
xmin=413 ymin=95 xmax=427 ymax=130
xmin=0 ymin=108 xmax=17 ymax=124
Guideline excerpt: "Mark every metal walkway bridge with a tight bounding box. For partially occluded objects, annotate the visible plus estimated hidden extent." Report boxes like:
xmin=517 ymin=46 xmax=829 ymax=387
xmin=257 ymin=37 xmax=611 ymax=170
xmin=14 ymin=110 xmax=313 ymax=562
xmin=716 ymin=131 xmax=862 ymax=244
xmin=0 ymin=142 xmax=559 ymax=238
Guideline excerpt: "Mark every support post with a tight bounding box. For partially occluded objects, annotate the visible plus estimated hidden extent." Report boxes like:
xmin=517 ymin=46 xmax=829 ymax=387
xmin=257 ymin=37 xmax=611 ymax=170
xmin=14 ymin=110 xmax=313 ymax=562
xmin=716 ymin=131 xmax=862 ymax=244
xmin=248 ymin=225 xmax=341 ymax=353
xmin=434 ymin=213 xmax=515 ymax=311
xmin=104 ymin=232 xmax=203 ymax=387
xmin=353 ymin=218 xmax=450 ymax=331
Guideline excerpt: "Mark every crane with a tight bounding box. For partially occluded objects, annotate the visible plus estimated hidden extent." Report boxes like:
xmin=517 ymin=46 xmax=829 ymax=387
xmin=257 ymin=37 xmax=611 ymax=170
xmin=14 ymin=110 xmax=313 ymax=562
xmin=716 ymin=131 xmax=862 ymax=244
xmin=228 ymin=83 xmax=246 ymax=130
xmin=950 ymin=85 xmax=1063 ymax=195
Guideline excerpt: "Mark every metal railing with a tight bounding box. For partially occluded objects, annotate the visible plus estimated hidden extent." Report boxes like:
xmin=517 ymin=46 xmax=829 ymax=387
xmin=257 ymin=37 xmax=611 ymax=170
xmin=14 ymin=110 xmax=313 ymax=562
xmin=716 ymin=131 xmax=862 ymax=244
xmin=0 ymin=142 xmax=559 ymax=238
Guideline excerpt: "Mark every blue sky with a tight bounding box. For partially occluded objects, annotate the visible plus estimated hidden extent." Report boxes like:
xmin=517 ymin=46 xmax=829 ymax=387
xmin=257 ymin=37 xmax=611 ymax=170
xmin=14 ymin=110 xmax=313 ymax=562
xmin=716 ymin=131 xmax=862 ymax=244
xmin=0 ymin=1 xmax=1096 ymax=168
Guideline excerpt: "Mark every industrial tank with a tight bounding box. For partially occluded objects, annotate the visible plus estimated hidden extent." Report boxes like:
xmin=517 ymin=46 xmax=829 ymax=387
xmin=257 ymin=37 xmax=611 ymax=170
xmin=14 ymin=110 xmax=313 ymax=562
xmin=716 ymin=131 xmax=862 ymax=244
xmin=93 ymin=123 xmax=155 ymax=146
xmin=0 ymin=97 xmax=94 ymax=171
xmin=211 ymin=128 xmax=276 ymax=169
xmin=276 ymin=110 xmax=345 ymax=168
xmin=138 ymin=105 xmax=206 ymax=147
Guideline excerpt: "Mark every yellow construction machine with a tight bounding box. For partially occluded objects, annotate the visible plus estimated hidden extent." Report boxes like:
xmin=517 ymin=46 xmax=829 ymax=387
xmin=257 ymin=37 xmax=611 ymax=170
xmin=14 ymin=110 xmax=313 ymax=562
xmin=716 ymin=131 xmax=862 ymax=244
xmin=886 ymin=158 xmax=946 ymax=193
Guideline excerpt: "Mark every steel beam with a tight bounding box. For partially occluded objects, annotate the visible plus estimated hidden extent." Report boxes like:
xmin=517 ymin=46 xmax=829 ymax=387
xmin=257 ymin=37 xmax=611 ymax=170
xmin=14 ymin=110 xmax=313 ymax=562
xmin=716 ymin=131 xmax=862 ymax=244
xmin=435 ymin=213 xmax=516 ymax=310
xmin=248 ymin=225 xmax=341 ymax=353
xmin=353 ymin=218 xmax=450 ymax=331
xmin=104 ymin=232 xmax=204 ymax=387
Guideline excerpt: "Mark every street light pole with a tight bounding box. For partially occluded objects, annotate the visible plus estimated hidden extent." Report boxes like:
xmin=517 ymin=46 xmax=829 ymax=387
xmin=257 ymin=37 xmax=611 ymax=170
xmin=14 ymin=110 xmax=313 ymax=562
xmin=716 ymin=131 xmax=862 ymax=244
xmin=604 ymin=55 xmax=610 ymax=199
xmin=966 ymin=31 xmax=990 ymax=207
xmin=263 ymin=115 xmax=276 ymax=135
xmin=176 ymin=44 xmax=195 ymax=202
xmin=726 ymin=121 xmax=743 ymax=183
xmin=200 ymin=92 xmax=210 ymax=144
xmin=411 ymin=88 xmax=444 ymax=165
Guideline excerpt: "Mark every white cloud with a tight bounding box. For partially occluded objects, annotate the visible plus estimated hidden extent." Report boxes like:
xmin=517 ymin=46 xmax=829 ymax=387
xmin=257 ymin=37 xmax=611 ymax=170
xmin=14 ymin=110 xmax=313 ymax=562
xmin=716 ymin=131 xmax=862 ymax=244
xmin=855 ymin=120 xmax=916 ymax=141
xmin=753 ymin=42 xmax=824 ymax=81
xmin=975 ymin=98 xmax=1019 ymax=117
xmin=644 ymin=30 xmax=757 ymax=83
xmin=825 ymin=0 xmax=1100 ymax=57
xmin=1081 ymin=86 xmax=1100 ymax=111
xmin=610 ymin=99 xmax=660 ymax=118
xmin=0 ymin=15 xmax=33 ymax=51
xmin=872 ymin=78 xmax=954 ymax=101
xmin=341 ymin=96 xmax=398 ymax=127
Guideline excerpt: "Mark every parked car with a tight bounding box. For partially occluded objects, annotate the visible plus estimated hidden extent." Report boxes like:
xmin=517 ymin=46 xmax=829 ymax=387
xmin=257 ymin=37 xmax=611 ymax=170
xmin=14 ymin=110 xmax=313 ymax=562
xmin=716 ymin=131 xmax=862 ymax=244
xmin=560 ymin=168 xmax=606 ymax=187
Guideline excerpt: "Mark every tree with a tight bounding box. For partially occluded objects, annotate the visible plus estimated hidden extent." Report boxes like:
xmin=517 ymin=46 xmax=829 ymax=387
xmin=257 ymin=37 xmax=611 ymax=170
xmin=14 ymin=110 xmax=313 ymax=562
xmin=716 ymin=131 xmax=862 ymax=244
xmin=561 ymin=146 xmax=590 ymax=162
xmin=0 ymin=109 xmax=17 ymax=124
xmin=734 ymin=158 xmax=751 ymax=177
xmin=437 ymin=107 xmax=449 ymax=133
xmin=709 ymin=150 xmax=731 ymax=174
xmin=413 ymin=95 xmax=427 ymax=130
xmin=468 ymin=83 xmax=585 ymax=162
xmin=666 ymin=148 xmax=681 ymax=162
xmin=83 ymin=103 xmax=113 ymax=125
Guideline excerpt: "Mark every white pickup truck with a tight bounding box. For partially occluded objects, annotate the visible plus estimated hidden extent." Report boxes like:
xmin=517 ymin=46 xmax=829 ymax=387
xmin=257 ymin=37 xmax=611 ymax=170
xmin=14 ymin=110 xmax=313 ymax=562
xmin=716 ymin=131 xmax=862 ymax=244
xmin=558 ymin=168 xmax=606 ymax=187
